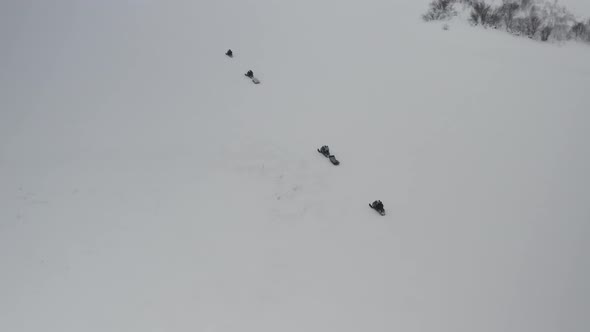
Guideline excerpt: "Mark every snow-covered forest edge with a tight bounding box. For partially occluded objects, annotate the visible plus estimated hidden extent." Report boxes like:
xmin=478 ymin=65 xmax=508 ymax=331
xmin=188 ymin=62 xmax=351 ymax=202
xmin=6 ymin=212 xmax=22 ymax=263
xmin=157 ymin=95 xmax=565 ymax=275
xmin=424 ymin=0 xmax=590 ymax=43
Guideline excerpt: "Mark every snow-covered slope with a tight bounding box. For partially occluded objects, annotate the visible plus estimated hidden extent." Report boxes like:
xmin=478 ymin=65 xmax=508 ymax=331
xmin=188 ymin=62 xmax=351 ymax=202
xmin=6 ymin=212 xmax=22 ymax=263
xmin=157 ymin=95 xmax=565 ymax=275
xmin=556 ymin=0 xmax=590 ymax=17
xmin=1 ymin=1 xmax=589 ymax=331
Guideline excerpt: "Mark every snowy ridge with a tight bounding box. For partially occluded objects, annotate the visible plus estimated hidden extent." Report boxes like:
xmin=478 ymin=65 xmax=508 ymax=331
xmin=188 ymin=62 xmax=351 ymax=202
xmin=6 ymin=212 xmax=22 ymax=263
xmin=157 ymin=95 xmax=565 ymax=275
xmin=1 ymin=1 xmax=589 ymax=332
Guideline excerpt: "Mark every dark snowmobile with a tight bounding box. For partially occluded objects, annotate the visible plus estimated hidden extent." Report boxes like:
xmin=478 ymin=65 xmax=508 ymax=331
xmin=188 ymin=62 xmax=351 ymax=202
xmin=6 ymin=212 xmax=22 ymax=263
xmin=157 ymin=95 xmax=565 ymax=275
xmin=369 ymin=200 xmax=385 ymax=216
xmin=317 ymin=145 xmax=339 ymax=165
xmin=317 ymin=145 xmax=330 ymax=157
xmin=329 ymin=155 xmax=340 ymax=165
xmin=245 ymin=70 xmax=260 ymax=84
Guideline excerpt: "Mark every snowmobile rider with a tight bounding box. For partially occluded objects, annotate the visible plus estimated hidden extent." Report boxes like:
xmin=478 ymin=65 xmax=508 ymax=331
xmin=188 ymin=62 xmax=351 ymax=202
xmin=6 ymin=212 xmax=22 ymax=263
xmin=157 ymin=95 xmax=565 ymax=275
xmin=372 ymin=200 xmax=384 ymax=211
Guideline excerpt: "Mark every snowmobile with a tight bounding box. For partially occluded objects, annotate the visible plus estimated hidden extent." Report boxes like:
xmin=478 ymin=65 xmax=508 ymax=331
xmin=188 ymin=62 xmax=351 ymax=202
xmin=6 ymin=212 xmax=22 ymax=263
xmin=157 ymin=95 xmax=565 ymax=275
xmin=369 ymin=200 xmax=385 ymax=216
xmin=317 ymin=146 xmax=340 ymax=165
xmin=329 ymin=155 xmax=340 ymax=165
xmin=245 ymin=70 xmax=260 ymax=84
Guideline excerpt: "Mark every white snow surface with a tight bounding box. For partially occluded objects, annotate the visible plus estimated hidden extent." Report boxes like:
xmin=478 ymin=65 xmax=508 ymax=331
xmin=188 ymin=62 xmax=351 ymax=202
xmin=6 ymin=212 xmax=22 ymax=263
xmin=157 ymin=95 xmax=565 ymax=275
xmin=1 ymin=1 xmax=589 ymax=332
xmin=558 ymin=0 xmax=590 ymax=17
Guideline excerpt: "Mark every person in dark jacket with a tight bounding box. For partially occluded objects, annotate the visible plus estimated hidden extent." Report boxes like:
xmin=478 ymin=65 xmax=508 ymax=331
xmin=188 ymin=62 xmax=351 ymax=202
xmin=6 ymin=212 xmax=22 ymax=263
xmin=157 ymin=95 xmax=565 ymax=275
xmin=371 ymin=200 xmax=384 ymax=211
xmin=318 ymin=145 xmax=330 ymax=156
xmin=226 ymin=49 xmax=233 ymax=57
xmin=245 ymin=70 xmax=254 ymax=78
